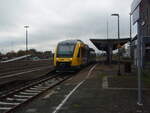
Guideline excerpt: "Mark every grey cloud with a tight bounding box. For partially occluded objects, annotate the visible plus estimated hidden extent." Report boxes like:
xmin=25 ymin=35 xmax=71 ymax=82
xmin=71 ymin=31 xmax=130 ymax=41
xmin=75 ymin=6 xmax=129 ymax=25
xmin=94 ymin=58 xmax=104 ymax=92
xmin=0 ymin=0 xmax=133 ymax=53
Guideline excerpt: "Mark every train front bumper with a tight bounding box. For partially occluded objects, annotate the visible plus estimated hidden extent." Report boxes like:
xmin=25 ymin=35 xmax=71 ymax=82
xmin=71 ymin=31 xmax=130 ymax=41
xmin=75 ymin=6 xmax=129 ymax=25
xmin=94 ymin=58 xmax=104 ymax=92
xmin=55 ymin=62 xmax=80 ymax=71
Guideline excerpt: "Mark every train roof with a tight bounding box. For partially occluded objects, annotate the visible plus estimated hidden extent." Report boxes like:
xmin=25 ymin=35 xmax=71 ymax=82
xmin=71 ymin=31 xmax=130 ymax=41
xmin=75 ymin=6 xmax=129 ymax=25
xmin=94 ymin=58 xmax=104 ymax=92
xmin=58 ymin=39 xmax=84 ymax=45
xmin=57 ymin=39 xmax=96 ymax=51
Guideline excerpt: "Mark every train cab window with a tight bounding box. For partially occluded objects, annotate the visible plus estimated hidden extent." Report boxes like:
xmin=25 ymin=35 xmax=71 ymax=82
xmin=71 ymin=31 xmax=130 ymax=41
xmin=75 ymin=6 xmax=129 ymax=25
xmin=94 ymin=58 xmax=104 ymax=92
xmin=57 ymin=44 xmax=75 ymax=57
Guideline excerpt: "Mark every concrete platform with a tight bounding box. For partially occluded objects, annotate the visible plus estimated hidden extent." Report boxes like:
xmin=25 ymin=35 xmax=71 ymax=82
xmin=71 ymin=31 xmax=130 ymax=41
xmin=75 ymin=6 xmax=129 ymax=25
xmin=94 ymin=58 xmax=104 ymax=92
xmin=14 ymin=64 xmax=150 ymax=113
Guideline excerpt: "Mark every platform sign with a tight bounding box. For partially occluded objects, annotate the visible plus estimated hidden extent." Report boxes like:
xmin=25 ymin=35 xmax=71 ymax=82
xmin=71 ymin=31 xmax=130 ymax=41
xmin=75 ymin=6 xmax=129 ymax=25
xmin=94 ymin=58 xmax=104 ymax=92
xmin=131 ymin=0 xmax=142 ymax=12
xmin=131 ymin=0 xmax=142 ymax=25
xmin=132 ymin=7 xmax=140 ymax=25
xmin=131 ymin=0 xmax=144 ymax=106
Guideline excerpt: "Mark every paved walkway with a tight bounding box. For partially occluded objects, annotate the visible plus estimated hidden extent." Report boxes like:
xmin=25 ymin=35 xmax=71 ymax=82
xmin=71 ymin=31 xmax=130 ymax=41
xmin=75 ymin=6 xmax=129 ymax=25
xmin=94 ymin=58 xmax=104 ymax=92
xmin=53 ymin=64 xmax=150 ymax=113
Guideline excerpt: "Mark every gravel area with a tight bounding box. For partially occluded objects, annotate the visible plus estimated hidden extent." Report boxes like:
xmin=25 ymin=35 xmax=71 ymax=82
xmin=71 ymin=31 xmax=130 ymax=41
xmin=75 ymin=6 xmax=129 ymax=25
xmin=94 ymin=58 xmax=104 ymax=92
xmin=0 ymin=60 xmax=52 ymax=74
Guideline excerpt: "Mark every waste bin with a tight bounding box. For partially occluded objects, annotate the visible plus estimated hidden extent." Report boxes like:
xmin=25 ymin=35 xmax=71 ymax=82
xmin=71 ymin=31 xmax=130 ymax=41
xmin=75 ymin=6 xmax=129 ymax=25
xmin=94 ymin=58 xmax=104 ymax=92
xmin=124 ymin=62 xmax=131 ymax=73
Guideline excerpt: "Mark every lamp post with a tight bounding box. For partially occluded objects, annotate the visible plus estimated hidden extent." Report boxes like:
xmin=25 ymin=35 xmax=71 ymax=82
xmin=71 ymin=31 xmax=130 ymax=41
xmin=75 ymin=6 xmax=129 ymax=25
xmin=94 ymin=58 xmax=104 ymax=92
xmin=111 ymin=13 xmax=121 ymax=75
xmin=24 ymin=26 xmax=29 ymax=55
xmin=130 ymin=13 xmax=132 ymax=42
xmin=129 ymin=13 xmax=132 ymax=58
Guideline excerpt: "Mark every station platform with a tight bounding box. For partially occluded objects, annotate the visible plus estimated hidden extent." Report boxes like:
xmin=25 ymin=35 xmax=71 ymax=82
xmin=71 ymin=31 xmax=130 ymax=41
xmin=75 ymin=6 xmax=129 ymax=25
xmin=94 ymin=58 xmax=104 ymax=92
xmin=15 ymin=64 xmax=150 ymax=113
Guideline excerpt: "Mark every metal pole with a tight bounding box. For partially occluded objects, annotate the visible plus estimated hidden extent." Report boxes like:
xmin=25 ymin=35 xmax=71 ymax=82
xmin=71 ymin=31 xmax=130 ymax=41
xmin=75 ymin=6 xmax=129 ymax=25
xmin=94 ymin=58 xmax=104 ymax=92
xmin=107 ymin=17 xmax=109 ymax=64
xmin=107 ymin=18 xmax=109 ymax=40
xmin=26 ymin=28 xmax=28 ymax=53
xmin=24 ymin=26 xmax=29 ymax=55
xmin=111 ymin=13 xmax=121 ymax=75
xmin=130 ymin=13 xmax=132 ymax=42
xmin=118 ymin=15 xmax=121 ymax=75
xmin=24 ymin=26 xmax=29 ymax=61
xmin=137 ymin=20 xmax=143 ymax=110
xmin=130 ymin=13 xmax=132 ymax=58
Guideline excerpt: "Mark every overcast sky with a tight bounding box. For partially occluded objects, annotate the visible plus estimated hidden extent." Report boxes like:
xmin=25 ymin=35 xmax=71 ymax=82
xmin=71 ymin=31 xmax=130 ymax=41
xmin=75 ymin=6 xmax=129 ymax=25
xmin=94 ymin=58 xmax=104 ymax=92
xmin=0 ymin=0 xmax=135 ymax=53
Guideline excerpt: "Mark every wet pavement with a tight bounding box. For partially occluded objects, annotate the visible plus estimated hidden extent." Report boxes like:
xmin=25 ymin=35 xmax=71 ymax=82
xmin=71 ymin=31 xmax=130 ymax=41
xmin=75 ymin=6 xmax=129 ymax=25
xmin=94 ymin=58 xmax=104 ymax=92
xmin=14 ymin=64 xmax=150 ymax=113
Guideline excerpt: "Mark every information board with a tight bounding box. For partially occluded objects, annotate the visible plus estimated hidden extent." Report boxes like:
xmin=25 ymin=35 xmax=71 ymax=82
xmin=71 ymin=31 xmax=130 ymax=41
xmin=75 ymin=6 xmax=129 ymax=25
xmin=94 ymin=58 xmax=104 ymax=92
xmin=131 ymin=0 xmax=142 ymax=24
xmin=131 ymin=0 xmax=142 ymax=13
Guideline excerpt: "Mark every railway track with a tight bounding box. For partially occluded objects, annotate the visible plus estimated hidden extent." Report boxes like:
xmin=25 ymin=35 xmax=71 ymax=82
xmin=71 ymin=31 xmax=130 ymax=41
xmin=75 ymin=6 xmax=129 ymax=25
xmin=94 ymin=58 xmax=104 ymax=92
xmin=0 ymin=72 xmax=72 ymax=113
xmin=0 ymin=70 xmax=56 ymax=96
xmin=0 ymin=66 xmax=53 ymax=86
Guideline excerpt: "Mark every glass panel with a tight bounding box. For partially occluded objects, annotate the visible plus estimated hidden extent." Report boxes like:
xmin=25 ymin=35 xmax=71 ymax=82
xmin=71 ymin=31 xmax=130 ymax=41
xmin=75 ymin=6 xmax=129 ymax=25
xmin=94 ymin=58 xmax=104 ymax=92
xmin=57 ymin=44 xmax=75 ymax=57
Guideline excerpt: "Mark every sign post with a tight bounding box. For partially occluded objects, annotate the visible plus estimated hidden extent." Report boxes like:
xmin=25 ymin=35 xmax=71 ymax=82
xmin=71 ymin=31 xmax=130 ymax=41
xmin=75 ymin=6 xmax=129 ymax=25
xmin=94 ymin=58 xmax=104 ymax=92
xmin=131 ymin=0 xmax=143 ymax=112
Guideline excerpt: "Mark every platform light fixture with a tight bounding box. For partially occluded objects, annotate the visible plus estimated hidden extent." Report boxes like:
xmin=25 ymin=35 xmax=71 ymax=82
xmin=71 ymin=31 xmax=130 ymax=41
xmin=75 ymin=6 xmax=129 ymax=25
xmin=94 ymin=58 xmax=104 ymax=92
xmin=24 ymin=25 xmax=29 ymax=55
xmin=111 ymin=13 xmax=121 ymax=76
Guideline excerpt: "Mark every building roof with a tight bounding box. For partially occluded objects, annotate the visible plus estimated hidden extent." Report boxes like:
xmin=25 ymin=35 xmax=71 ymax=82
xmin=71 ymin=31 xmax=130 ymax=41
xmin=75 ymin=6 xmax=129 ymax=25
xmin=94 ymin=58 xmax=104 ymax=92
xmin=90 ymin=38 xmax=130 ymax=51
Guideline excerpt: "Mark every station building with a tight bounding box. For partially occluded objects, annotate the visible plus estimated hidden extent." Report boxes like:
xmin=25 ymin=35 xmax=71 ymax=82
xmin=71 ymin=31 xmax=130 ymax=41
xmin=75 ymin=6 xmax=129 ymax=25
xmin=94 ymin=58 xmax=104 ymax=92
xmin=131 ymin=0 xmax=150 ymax=67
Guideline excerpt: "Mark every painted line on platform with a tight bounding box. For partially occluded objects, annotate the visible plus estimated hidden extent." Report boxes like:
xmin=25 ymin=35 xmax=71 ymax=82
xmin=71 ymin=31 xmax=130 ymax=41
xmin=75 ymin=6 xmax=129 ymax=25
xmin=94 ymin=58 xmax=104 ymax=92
xmin=86 ymin=64 xmax=97 ymax=79
xmin=52 ymin=80 xmax=85 ymax=113
xmin=52 ymin=64 xmax=97 ymax=113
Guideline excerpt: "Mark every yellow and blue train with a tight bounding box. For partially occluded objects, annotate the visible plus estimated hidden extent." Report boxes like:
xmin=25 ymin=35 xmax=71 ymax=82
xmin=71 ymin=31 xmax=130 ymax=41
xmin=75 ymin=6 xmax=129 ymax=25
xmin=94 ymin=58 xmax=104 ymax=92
xmin=54 ymin=40 xmax=96 ymax=71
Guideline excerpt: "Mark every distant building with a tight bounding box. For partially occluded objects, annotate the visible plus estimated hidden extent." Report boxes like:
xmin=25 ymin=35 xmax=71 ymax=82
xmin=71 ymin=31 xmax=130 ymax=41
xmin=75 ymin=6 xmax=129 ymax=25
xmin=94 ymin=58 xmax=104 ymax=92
xmin=123 ymin=45 xmax=131 ymax=58
xmin=131 ymin=0 xmax=150 ymax=66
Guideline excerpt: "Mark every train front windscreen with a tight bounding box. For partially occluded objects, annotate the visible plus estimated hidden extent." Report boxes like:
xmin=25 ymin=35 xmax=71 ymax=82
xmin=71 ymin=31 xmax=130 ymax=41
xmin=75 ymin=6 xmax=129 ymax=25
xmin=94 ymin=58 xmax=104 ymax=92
xmin=57 ymin=43 xmax=75 ymax=58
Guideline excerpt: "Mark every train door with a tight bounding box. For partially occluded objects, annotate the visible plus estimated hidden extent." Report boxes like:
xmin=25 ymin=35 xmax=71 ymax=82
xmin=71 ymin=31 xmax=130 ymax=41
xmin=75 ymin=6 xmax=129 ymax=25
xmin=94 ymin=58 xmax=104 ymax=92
xmin=81 ymin=47 xmax=88 ymax=65
xmin=77 ymin=48 xmax=82 ymax=65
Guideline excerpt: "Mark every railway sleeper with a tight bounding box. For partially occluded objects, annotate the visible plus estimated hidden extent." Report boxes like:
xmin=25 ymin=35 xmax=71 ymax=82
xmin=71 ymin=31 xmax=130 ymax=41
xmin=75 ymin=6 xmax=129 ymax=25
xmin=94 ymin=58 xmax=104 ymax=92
xmin=29 ymin=87 xmax=46 ymax=91
xmin=20 ymin=92 xmax=38 ymax=95
xmin=14 ymin=95 xmax=32 ymax=98
xmin=0 ymin=107 xmax=12 ymax=110
xmin=25 ymin=89 xmax=41 ymax=93
xmin=6 ymin=97 xmax=27 ymax=102
xmin=0 ymin=101 xmax=19 ymax=106
xmin=33 ymin=86 xmax=49 ymax=89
